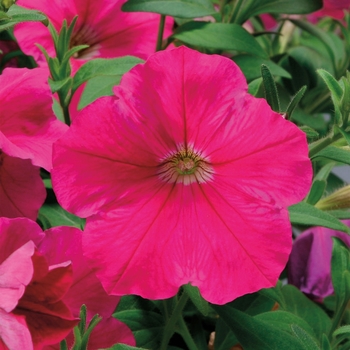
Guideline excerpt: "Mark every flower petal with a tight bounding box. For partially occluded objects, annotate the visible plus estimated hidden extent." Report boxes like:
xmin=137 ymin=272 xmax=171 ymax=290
xmin=83 ymin=181 xmax=292 ymax=304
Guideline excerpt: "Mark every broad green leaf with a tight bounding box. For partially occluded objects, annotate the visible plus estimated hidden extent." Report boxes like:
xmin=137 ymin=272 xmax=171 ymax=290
xmin=279 ymin=285 xmax=331 ymax=338
xmin=114 ymin=296 xmax=163 ymax=349
xmin=113 ymin=311 xmax=163 ymax=349
xmin=306 ymin=179 xmax=326 ymax=205
xmin=172 ymin=22 xmax=267 ymax=58
xmin=214 ymin=318 xmax=238 ymax=350
xmin=183 ymin=284 xmax=209 ymax=316
xmin=288 ymin=202 xmax=350 ymax=233
xmin=314 ymin=146 xmax=350 ymax=165
xmin=260 ymin=284 xmax=331 ymax=339
xmin=122 ymin=0 xmax=216 ymax=18
xmin=230 ymin=0 xmax=322 ymax=24
xmin=233 ymin=54 xmax=291 ymax=82
xmin=78 ymin=75 xmax=120 ymax=109
xmin=73 ymin=56 xmax=143 ymax=91
xmin=291 ymin=324 xmax=321 ymax=350
xmin=38 ymin=203 xmax=85 ymax=229
xmin=261 ymin=64 xmax=280 ymax=112
xmin=211 ymin=305 xmax=309 ymax=350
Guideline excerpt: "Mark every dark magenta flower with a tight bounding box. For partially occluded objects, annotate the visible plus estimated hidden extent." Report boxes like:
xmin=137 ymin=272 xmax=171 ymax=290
xmin=288 ymin=220 xmax=350 ymax=300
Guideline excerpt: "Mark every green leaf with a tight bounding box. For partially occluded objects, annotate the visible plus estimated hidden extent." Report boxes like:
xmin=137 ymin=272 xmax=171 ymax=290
xmin=103 ymin=345 xmax=148 ymax=350
xmin=336 ymin=126 xmax=350 ymax=146
xmin=229 ymin=0 xmax=322 ymax=24
xmin=288 ymin=202 xmax=350 ymax=232
xmin=306 ymin=179 xmax=327 ymax=205
xmin=183 ymin=284 xmax=209 ymax=316
xmin=325 ymin=210 xmax=350 ymax=219
xmin=281 ymin=286 xmax=331 ymax=338
xmin=172 ymin=22 xmax=267 ymax=58
xmin=299 ymin=126 xmax=319 ymax=139
xmin=261 ymin=64 xmax=280 ymax=112
xmin=331 ymin=238 xmax=350 ymax=305
xmin=211 ymin=305 xmax=309 ymax=350
xmin=285 ymin=86 xmax=307 ymax=119
xmin=0 ymin=4 xmax=48 ymax=29
xmin=317 ymin=69 xmax=343 ymax=101
xmin=38 ymin=203 xmax=85 ymax=229
xmin=73 ymin=56 xmax=143 ymax=91
xmin=122 ymin=0 xmax=215 ymax=18
xmin=48 ymin=77 xmax=72 ymax=94
xmin=78 ymin=75 xmax=120 ymax=109
xmin=333 ymin=325 xmax=350 ymax=337
xmin=260 ymin=284 xmax=331 ymax=339
xmin=291 ymin=324 xmax=321 ymax=350
xmin=314 ymin=146 xmax=350 ymax=165
xmin=114 ymin=296 xmax=163 ymax=349
xmin=233 ymin=54 xmax=291 ymax=82
xmin=248 ymin=77 xmax=262 ymax=96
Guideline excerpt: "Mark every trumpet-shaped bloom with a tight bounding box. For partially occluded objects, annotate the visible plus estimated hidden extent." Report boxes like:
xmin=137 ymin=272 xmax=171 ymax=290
xmin=288 ymin=221 xmax=350 ymax=301
xmin=0 ymin=218 xmax=78 ymax=349
xmin=0 ymin=68 xmax=67 ymax=219
xmin=14 ymin=0 xmax=173 ymax=71
xmin=52 ymin=46 xmax=312 ymax=304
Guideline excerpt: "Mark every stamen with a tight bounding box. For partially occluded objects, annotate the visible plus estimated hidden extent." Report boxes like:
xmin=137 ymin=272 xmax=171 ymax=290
xmin=158 ymin=146 xmax=213 ymax=185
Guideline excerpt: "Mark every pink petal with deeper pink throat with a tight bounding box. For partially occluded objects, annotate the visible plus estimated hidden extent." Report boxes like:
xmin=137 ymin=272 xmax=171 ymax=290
xmin=15 ymin=0 xmax=173 ymax=71
xmin=52 ymin=46 xmax=312 ymax=304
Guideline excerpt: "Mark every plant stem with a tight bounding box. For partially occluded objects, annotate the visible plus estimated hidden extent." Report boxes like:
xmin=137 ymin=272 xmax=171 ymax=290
xmin=177 ymin=316 xmax=199 ymax=350
xmin=329 ymin=299 xmax=350 ymax=343
xmin=156 ymin=15 xmax=166 ymax=52
xmin=160 ymin=293 xmax=189 ymax=350
xmin=308 ymin=131 xmax=342 ymax=158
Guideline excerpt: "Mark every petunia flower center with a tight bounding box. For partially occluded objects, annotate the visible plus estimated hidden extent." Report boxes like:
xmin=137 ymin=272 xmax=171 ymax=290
xmin=70 ymin=25 xmax=100 ymax=60
xmin=158 ymin=147 xmax=213 ymax=185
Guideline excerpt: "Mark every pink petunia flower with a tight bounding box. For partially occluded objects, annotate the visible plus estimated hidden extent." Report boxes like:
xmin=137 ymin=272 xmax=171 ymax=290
xmin=52 ymin=46 xmax=312 ymax=305
xmin=288 ymin=220 xmax=350 ymax=301
xmin=310 ymin=0 xmax=350 ymax=19
xmin=14 ymin=0 xmax=174 ymax=72
xmin=39 ymin=226 xmax=135 ymax=349
xmin=0 ymin=217 xmax=78 ymax=350
xmin=0 ymin=68 xmax=67 ymax=219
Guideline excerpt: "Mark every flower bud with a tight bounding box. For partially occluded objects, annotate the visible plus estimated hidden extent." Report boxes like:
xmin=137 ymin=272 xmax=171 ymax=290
xmin=316 ymin=184 xmax=350 ymax=211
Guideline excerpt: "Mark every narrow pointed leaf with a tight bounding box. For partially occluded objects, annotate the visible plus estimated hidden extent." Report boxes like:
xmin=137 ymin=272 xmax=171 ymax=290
xmin=288 ymin=202 xmax=350 ymax=233
xmin=314 ymin=146 xmax=350 ymax=165
xmin=306 ymin=179 xmax=326 ymax=205
xmin=286 ymin=86 xmax=307 ymax=119
xmin=261 ymin=64 xmax=280 ymax=112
